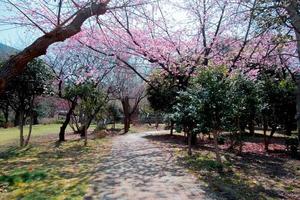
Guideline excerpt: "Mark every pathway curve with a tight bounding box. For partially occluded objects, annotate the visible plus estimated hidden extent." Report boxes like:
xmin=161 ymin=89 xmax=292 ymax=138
xmin=85 ymin=131 xmax=216 ymax=200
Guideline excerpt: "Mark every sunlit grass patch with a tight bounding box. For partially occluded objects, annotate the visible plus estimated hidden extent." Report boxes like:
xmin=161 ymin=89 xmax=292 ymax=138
xmin=0 ymin=137 xmax=111 ymax=200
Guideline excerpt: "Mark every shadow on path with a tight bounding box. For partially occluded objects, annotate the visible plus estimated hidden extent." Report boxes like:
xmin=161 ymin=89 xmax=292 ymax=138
xmin=85 ymin=132 xmax=216 ymax=200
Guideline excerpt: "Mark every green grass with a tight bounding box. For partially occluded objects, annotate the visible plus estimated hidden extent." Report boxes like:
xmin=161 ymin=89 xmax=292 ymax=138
xmin=0 ymin=137 xmax=111 ymax=200
xmin=0 ymin=124 xmax=96 ymax=145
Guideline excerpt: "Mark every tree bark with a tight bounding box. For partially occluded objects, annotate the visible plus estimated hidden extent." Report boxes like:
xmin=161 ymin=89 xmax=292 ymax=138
xmin=25 ymin=112 xmax=33 ymax=146
xmin=285 ymin=1 xmax=300 ymax=142
xmin=187 ymin=131 xmax=192 ymax=156
xmin=14 ymin=109 xmax=20 ymax=127
xmin=213 ymin=130 xmax=222 ymax=165
xmin=191 ymin=133 xmax=197 ymax=145
xmin=59 ymin=100 xmax=77 ymax=142
xmin=0 ymin=2 xmax=108 ymax=92
xmin=84 ymin=125 xmax=88 ymax=146
xmin=3 ymin=103 xmax=9 ymax=124
xmin=265 ymin=126 xmax=276 ymax=151
xmin=24 ymin=98 xmax=34 ymax=146
xmin=170 ymin=120 xmax=174 ymax=136
xmin=263 ymin=118 xmax=268 ymax=151
xmin=19 ymin=109 xmax=24 ymax=147
xmin=122 ymin=97 xmax=131 ymax=134
xmin=248 ymin=120 xmax=255 ymax=135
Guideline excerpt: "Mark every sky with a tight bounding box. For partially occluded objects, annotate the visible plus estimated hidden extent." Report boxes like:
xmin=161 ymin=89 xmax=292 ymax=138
xmin=0 ymin=2 xmax=36 ymax=50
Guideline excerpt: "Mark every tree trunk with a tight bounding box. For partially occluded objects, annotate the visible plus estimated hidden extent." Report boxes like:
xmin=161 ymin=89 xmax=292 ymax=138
xmin=170 ymin=120 xmax=174 ymax=136
xmin=248 ymin=120 xmax=255 ymax=135
xmin=84 ymin=125 xmax=88 ymax=146
xmin=285 ymin=1 xmax=300 ymax=142
xmin=191 ymin=133 xmax=197 ymax=145
xmin=238 ymin=118 xmax=243 ymax=154
xmin=14 ymin=109 xmax=20 ymax=127
xmin=213 ymin=130 xmax=222 ymax=165
xmin=187 ymin=131 xmax=192 ymax=156
xmin=25 ymin=112 xmax=33 ymax=146
xmin=19 ymin=109 xmax=24 ymax=147
xmin=80 ymin=125 xmax=87 ymax=138
xmin=124 ymin=116 xmax=131 ymax=134
xmin=155 ymin=113 xmax=159 ymax=130
xmin=122 ymin=97 xmax=131 ymax=134
xmin=266 ymin=126 xmax=276 ymax=151
xmin=296 ymin=75 xmax=300 ymax=141
xmin=3 ymin=103 xmax=9 ymax=124
xmin=263 ymin=120 xmax=268 ymax=151
xmin=59 ymin=100 xmax=77 ymax=142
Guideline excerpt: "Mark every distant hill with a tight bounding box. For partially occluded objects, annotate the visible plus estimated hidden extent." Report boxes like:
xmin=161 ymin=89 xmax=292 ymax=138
xmin=0 ymin=43 xmax=19 ymax=61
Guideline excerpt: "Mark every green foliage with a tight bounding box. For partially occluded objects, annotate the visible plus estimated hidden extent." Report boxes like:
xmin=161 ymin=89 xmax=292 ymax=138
xmin=171 ymin=67 xmax=296 ymax=138
xmin=229 ymin=74 xmax=260 ymax=132
xmin=258 ymin=70 xmax=296 ymax=134
xmin=0 ymin=169 xmax=47 ymax=186
xmin=107 ymin=104 xmax=122 ymax=123
xmin=146 ymin=71 xmax=182 ymax=112
xmin=171 ymin=68 xmax=234 ymax=134
xmin=0 ymin=59 xmax=54 ymax=121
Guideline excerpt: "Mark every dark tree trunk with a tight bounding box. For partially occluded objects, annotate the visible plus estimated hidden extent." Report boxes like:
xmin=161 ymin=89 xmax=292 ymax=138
xmin=187 ymin=131 xmax=192 ymax=156
xmin=238 ymin=118 xmax=243 ymax=154
xmin=155 ymin=113 xmax=159 ymax=130
xmin=33 ymin=111 xmax=38 ymax=125
xmin=25 ymin=112 xmax=33 ymax=146
xmin=19 ymin=109 xmax=25 ymax=147
xmin=191 ymin=133 xmax=197 ymax=145
xmin=296 ymin=75 xmax=300 ymax=141
xmin=213 ymin=130 xmax=222 ymax=165
xmin=170 ymin=120 xmax=174 ymax=136
xmin=124 ymin=116 xmax=131 ymax=134
xmin=14 ymin=109 xmax=20 ymax=127
xmin=248 ymin=120 xmax=255 ymax=135
xmin=266 ymin=126 xmax=276 ymax=151
xmin=3 ymin=103 xmax=9 ymax=124
xmin=79 ymin=116 xmax=94 ymax=138
xmin=263 ymin=120 xmax=268 ymax=151
xmin=122 ymin=97 xmax=131 ymax=134
xmin=79 ymin=125 xmax=87 ymax=138
xmin=285 ymin=1 xmax=300 ymax=142
xmin=59 ymin=100 xmax=77 ymax=142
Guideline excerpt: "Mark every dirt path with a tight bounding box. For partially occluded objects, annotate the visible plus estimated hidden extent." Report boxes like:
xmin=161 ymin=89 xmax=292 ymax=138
xmin=85 ymin=131 xmax=216 ymax=200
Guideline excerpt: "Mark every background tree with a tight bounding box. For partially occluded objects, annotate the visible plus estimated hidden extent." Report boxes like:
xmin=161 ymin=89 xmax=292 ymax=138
xmin=108 ymin=67 xmax=145 ymax=133
xmin=229 ymin=74 xmax=260 ymax=153
xmin=258 ymin=69 xmax=296 ymax=150
xmin=3 ymin=59 xmax=53 ymax=146
xmin=146 ymin=71 xmax=182 ymax=135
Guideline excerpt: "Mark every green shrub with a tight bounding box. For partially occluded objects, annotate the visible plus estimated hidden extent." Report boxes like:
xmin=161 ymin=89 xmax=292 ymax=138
xmin=0 ymin=169 xmax=47 ymax=185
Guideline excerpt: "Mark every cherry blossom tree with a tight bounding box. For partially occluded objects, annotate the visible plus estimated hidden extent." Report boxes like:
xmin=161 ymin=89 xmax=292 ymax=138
xmin=0 ymin=0 xmax=148 ymax=91
xmin=46 ymin=44 xmax=113 ymax=141
xmin=107 ymin=65 xmax=146 ymax=133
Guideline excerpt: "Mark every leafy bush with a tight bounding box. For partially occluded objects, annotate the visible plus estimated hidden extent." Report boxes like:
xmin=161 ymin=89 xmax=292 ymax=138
xmin=0 ymin=169 xmax=47 ymax=186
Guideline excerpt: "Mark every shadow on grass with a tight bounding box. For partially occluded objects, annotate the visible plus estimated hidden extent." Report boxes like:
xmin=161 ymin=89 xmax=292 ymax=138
xmin=178 ymin=154 xmax=286 ymax=200
xmin=145 ymin=133 xmax=299 ymax=200
xmin=0 ymin=138 xmax=109 ymax=199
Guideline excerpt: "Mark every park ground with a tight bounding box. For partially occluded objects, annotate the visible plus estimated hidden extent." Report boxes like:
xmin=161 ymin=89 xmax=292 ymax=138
xmin=0 ymin=124 xmax=300 ymax=199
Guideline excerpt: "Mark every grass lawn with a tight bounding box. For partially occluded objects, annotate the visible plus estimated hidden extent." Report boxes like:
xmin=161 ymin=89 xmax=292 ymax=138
xmin=0 ymin=124 xmax=109 ymax=200
xmin=0 ymin=124 xmax=96 ymax=145
xmin=0 ymin=135 xmax=111 ymax=200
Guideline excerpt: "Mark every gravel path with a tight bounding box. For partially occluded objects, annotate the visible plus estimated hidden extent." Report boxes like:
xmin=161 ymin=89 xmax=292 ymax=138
xmin=85 ymin=131 xmax=215 ymax=200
